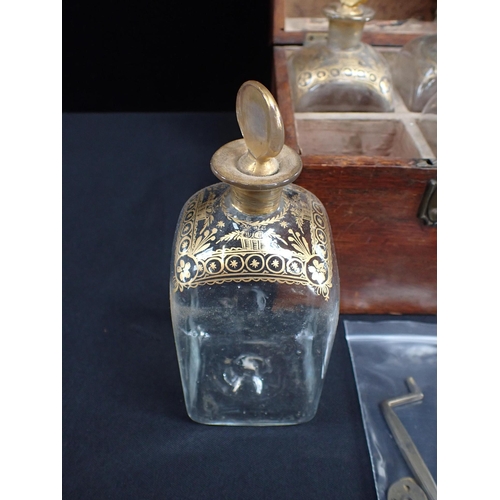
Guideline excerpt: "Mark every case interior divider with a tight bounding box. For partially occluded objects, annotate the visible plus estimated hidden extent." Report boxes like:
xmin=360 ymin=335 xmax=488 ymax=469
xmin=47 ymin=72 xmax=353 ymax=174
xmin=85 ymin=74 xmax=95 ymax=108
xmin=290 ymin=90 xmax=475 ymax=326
xmin=279 ymin=46 xmax=435 ymax=160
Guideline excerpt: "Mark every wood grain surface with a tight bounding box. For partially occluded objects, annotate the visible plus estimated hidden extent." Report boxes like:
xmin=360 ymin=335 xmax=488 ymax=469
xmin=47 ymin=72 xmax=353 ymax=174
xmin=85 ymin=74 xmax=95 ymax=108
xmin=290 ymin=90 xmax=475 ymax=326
xmin=297 ymin=160 xmax=436 ymax=314
xmin=284 ymin=0 xmax=436 ymax=20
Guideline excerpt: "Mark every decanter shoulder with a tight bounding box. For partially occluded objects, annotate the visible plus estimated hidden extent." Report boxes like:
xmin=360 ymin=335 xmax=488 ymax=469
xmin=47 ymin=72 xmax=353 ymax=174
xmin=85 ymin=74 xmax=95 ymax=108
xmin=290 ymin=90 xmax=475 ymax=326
xmin=288 ymin=44 xmax=333 ymax=73
xmin=288 ymin=42 xmax=394 ymax=112
xmin=173 ymin=183 xmax=226 ymax=233
xmin=174 ymin=183 xmax=329 ymax=233
xmin=284 ymin=183 xmax=331 ymax=222
xmin=172 ymin=182 xmax=336 ymax=301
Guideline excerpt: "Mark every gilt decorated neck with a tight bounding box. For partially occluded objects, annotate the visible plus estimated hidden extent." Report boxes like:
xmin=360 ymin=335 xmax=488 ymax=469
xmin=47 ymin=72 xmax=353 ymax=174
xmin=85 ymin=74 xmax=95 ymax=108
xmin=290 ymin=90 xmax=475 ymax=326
xmin=210 ymin=81 xmax=302 ymax=216
xmin=324 ymin=1 xmax=374 ymax=50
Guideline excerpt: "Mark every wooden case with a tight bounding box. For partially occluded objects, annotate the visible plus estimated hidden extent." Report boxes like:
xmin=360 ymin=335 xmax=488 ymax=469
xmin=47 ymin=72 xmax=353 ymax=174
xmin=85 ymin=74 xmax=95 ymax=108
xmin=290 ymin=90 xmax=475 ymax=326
xmin=271 ymin=0 xmax=437 ymax=314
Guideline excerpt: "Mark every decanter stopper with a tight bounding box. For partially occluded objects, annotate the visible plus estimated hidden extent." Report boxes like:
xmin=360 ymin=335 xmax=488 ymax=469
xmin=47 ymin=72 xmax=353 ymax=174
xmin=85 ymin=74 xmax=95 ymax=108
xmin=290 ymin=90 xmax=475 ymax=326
xmin=337 ymin=0 xmax=368 ymax=17
xmin=235 ymin=80 xmax=285 ymax=176
xmin=211 ymin=81 xmax=302 ymax=215
xmin=323 ymin=0 xmax=375 ymax=49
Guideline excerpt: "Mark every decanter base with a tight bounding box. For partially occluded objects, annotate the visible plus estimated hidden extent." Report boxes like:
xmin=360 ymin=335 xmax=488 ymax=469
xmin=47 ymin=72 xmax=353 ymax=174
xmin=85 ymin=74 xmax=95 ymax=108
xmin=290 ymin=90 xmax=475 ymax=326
xmin=186 ymin=410 xmax=317 ymax=427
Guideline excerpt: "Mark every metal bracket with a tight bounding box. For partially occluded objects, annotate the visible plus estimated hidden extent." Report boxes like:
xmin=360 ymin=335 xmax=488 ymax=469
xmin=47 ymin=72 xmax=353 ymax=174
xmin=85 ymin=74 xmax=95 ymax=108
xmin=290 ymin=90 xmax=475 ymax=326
xmin=388 ymin=477 xmax=428 ymax=500
xmin=303 ymin=32 xmax=328 ymax=46
xmin=380 ymin=377 xmax=437 ymax=500
xmin=418 ymin=179 xmax=437 ymax=226
xmin=416 ymin=159 xmax=437 ymax=168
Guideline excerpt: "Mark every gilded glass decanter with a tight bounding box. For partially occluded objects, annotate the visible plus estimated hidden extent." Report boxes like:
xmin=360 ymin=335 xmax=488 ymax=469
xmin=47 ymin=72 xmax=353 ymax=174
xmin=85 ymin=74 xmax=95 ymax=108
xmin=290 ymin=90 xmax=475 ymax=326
xmin=170 ymin=81 xmax=340 ymax=426
xmin=288 ymin=0 xmax=394 ymax=112
xmin=391 ymin=34 xmax=437 ymax=112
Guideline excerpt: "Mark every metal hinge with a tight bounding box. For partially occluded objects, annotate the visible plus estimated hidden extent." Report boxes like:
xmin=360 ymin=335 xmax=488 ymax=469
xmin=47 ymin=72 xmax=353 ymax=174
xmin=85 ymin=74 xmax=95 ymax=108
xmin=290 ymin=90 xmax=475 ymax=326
xmin=416 ymin=158 xmax=437 ymax=168
xmin=418 ymin=179 xmax=437 ymax=226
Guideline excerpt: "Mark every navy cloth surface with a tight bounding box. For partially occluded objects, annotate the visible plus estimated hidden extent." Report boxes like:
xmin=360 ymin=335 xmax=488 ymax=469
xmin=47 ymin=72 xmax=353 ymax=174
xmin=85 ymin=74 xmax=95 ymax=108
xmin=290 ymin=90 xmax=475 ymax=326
xmin=62 ymin=113 xmax=436 ymax=500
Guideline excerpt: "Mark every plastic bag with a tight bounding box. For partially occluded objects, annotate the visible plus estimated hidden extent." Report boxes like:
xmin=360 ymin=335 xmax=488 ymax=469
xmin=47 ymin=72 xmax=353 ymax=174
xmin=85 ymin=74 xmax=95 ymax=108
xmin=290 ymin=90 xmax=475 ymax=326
xmin=345 ymin=320 xmax=437 ymax=499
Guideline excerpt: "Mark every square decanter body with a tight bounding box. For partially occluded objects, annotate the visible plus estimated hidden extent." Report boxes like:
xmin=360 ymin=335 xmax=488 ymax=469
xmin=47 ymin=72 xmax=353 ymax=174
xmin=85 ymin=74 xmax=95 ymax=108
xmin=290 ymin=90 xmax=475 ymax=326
xmin=170 ymin=183 xmax=340 ymax=425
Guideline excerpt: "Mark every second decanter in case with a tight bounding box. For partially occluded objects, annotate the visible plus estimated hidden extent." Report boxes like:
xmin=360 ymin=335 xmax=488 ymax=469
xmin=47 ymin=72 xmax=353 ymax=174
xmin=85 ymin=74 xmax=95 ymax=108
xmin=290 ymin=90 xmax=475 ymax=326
xmin=288 ymin=0 xmax=394 ymax=112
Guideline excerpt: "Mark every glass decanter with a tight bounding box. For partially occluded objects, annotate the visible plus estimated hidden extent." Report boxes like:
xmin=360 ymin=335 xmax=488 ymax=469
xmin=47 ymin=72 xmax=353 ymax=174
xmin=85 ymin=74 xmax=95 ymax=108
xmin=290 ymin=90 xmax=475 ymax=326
xmin=391 ymin=34 xmax=437 ymax=112
xmin=288 ymin=0 xmax=394 ymax=112
xmin=170 ymin=81 xmax=340 ymax=426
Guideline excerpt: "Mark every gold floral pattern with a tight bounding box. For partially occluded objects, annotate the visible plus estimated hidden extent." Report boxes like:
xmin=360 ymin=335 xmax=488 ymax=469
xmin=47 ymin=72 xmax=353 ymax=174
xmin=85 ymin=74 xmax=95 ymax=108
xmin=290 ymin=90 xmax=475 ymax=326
xmin=173 ymin=184 xmax=334 ymax=299
xmin=177 ymin=259 xmax=192 ymax=282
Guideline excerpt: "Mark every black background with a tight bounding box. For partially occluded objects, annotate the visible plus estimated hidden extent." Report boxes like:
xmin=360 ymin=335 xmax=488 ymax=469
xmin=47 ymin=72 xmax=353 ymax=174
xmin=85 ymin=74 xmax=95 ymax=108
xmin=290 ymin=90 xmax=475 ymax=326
xmin=63 ymin=0 xmax=273 ymax=111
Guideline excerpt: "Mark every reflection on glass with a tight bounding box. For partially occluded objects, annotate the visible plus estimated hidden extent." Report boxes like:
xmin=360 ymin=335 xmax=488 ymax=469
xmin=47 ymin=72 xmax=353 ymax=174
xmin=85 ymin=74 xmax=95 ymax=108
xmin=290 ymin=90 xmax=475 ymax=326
xmin=392 ymin=35 xmax=437 ymax=112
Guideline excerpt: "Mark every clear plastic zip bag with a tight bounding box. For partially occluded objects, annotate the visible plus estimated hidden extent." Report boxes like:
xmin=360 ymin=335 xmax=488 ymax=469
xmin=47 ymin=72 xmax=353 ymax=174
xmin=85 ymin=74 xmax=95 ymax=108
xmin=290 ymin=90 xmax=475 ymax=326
xmin=345 ymin=320 xmax=437 ymax=499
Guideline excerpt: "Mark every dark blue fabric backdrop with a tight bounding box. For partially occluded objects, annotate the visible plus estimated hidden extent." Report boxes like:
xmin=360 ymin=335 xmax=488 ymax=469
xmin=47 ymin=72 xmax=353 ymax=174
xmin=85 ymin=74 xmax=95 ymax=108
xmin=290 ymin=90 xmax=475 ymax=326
xmin=62 ymin=112 xmax=435 ymax=499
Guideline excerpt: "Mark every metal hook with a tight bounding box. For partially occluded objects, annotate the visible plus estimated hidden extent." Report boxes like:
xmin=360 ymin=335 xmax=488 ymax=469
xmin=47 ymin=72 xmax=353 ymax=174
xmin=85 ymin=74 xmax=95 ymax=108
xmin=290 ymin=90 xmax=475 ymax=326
xmin=380 ymin=377 xmax=437 ymax=500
